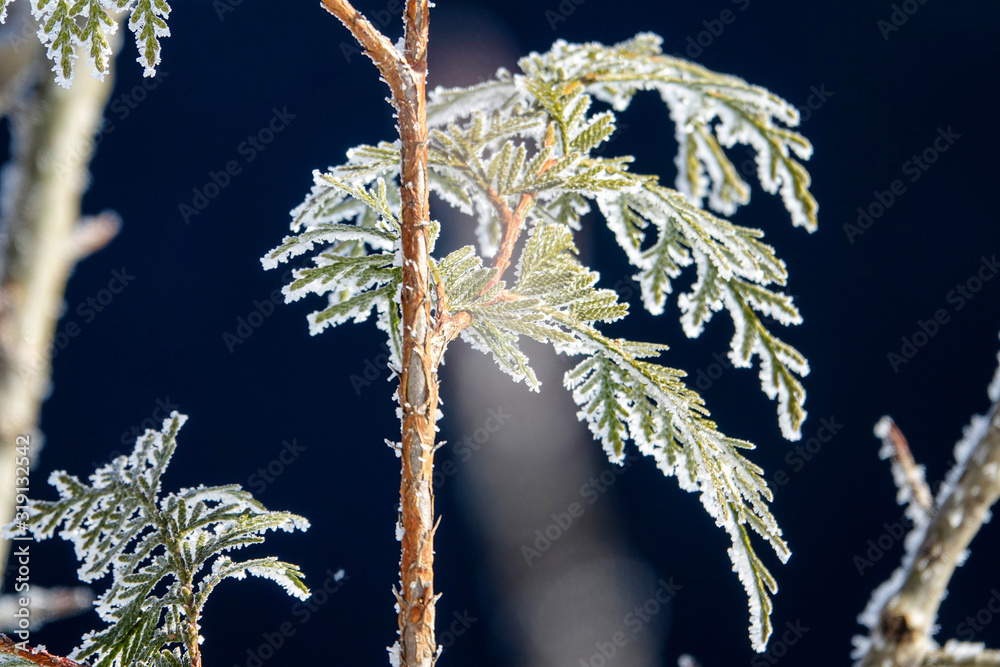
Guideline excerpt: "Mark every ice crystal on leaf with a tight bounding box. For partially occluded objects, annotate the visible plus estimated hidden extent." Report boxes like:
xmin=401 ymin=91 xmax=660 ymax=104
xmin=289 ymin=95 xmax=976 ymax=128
xmin=0 ymin=412 xmax=309 ymax=667
xmin=265 ymin=32 xmax=818 ymax=651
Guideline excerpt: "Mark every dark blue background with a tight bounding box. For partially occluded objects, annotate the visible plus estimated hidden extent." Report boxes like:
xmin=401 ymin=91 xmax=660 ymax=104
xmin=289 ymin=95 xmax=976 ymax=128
xmin=4 ymin=0 xmax=1000 ymax=665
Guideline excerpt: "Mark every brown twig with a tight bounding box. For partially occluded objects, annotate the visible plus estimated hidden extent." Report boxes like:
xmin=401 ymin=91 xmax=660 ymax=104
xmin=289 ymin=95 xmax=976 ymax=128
xmin=875 ymin=416 xmax=933 ymax=512
xmin=475 ymin=122 xmax=559 ymax=300
xmin=320 ymin=2 xmax=440 ymax=665
xmin=0 ymin=634 xmax=89 ymax=666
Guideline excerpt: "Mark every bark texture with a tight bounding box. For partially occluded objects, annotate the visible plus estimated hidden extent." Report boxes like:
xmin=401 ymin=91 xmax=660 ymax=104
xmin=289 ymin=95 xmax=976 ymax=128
xmin=319 ymin=1 xmax=439 ymax=664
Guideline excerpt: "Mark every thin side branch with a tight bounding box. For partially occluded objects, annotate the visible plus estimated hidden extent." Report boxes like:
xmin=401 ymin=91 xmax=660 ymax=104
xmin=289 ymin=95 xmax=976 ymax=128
xmin=475 ymin=122 xmax=559 ymax=299
xmin=0 ymin=634 xmax=88 ymax=666
xmin=861 ymin=403 xmax=1000 ymax=667
xmin=875 ymin=416 xmax=933 ymax=512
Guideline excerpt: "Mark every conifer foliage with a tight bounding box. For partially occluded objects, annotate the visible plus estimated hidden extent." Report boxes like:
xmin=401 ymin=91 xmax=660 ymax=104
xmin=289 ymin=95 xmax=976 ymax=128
xmin=1 ymin=413 xmax=310 ymax=667
xmin=264 ymin=32 xmax=818 ymax=650
xmin=0 ymin=0 xmax=170 ymax=87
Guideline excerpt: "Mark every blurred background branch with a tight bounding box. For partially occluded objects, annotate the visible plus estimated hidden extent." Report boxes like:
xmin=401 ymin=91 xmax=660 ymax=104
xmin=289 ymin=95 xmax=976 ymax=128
xmin=857 ymin=349 xmax=1000 ymax=666
xmin=0 ymin=13 xmax=120 ymax=598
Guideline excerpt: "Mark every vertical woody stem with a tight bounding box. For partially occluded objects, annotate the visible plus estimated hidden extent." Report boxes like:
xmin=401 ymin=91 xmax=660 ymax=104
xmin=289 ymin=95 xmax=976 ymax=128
xmin=396 ymin=2 xmax=439 ymax=665
xmin=319 ymin=1 xmax=438 ymax=664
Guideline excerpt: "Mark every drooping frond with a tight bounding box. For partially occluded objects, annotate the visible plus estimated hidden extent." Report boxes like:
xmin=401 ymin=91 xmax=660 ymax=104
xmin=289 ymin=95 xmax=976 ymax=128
xmin=0 ymin=413 xmax=309 ymax=667
xmin=0 ymin=0 xmax=170 ymax=87
xmin=598 ymin=183 xmax=808 ymax=438
xmin=560 ymin=326 xmax=789 ymax=650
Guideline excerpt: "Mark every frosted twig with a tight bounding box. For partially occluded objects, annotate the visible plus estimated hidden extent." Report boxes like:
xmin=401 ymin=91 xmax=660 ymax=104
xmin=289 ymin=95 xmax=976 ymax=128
xmin=874 ymin=416 xmax=933 ymax=513
xmin=925 ymin=641 xmax=1000 ymax=666
xmin=0 ymin=634 xmax=90 ymax=666
xmin=859 ymin=395 xmax=1000 ymax=666
xmin=320 ymin=2 xmax=440 ymax=666
xmin=70 ymin=210 xmax=121 ymax=261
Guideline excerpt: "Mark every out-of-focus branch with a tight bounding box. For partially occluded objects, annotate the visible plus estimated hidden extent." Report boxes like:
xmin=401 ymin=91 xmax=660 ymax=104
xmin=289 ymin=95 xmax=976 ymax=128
xmin=924 ymin=642 xmax=1000 ymax=666
xmin=0 ymin=586 xmax=93 ymax=632
xmin=875 ymin=416 xmax=933 ymax=513
xmin=0 ymin=2 xmax=40 ymax=117
xmin=0 ymin=40 xmax=118 ymax=590
xmin=859 ymin=395 xmax=1000 ymax=666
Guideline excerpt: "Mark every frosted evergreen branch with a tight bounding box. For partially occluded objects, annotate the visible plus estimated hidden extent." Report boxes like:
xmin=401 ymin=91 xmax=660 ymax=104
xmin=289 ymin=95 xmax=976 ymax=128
xmin=433 ymin=222 xmax=790 ymax=649
xmin=425 ymin=69 xmax=810 ymax=439
xmin=599 ymin=182 xmax=808 ymax=438
xmin=271 ymin=30 xmax=820 ymax=656
xmin=855 ymin=348 xmax=1000 ymax=667
xmin=0 ymin=0 xmax=170 ymax=86
xmin=263 ymin=173 xmax=407 ymax=347
xmin=550 ymin=307 xmax=789 ymax=651
xmin=0 ymin=413 xmax=310 ymax=667
xmin=722 ymin=282 xmax=808 ymax=438
xmin=428 ymin=32 xmax=818 ymax=230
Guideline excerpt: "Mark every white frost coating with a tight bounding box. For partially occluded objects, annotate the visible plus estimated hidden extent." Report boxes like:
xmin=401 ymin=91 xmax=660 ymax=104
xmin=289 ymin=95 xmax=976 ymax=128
xmin=857 ymin=405 xmax=996 ymax=660
xmin=935 ymin=414 xmax=991 ymax=511
xmin=564 ymin=338 xmax=789 ymax=651
xmin=873 ymin=416 xmax=892 ymax=440
xmin=941 ymin=639 xmax=987 ymax=660
xmin=387 ymin=641 xmax=402 ymax=667
xmin=873 ymin=417 xmax=929 ymax=514
xmin=989 ymin=331 xmax=1000 ymax=402
xmin=244 ymin=564 xmax=311 ymax=600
